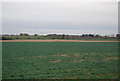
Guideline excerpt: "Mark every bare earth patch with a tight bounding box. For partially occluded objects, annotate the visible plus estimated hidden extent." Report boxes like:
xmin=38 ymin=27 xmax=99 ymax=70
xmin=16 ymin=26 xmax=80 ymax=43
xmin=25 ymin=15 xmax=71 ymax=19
xmin=1 ymin=39 xmax=120 ymax=42
xmin=103 ymin=57 xmax=118 ymax=61
xmin=74 ymin=54 xmax=80 ymax=57
xmin=36 ymin=56 xmax=42 ymax=58
xmin=53 ymin=54 xmax=69 ymax=57
xmin=73 ymin=59 xmax=85 ymax=63
xmin=51 ymin=59 xmax=61 ymax=63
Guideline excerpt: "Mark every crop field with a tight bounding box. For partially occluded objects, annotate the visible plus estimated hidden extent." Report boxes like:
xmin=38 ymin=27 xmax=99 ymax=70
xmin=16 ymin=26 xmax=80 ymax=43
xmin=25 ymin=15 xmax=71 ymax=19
xmin=2 ymin=42 xmax=119 ymax=79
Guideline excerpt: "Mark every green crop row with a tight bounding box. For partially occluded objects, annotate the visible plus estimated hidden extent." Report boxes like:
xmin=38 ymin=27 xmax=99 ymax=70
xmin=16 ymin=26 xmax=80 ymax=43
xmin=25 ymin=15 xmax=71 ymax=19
xmin=2 ymin=42 xmax=119 ymax=79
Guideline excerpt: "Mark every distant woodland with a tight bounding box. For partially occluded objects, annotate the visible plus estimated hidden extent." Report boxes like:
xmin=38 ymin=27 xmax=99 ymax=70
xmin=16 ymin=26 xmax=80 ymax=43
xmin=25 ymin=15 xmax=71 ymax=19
xmin=1 ymin=33 xmax=120 ymax=40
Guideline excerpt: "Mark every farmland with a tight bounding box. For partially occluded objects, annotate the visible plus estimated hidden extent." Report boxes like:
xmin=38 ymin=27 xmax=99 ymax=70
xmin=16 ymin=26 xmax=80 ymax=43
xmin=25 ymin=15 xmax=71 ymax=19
xmin=2 ymin=42 xmax=119 ymax=79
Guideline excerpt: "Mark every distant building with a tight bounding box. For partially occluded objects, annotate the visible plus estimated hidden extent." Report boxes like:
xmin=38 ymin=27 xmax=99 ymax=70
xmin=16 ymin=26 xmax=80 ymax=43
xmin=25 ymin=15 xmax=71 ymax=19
xmin=116 ymin=34 xmax=120 ymax=39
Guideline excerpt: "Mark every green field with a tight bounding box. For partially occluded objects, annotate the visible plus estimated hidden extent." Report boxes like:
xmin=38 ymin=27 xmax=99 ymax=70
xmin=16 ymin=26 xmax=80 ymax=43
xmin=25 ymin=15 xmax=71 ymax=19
xmin=2 ymin=42 xmax=119 ymax=79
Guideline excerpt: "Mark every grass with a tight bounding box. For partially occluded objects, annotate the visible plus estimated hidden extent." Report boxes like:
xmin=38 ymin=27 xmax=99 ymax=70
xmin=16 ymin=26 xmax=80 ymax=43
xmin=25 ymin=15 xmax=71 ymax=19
xmin=2 ymin=42 xmax=119 ymax=79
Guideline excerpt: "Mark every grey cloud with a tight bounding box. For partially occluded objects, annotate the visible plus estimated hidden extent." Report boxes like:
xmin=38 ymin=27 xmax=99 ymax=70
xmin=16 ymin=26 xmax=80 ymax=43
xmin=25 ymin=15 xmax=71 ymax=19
xmin=2 ymin=2 xmax=118 ymax=35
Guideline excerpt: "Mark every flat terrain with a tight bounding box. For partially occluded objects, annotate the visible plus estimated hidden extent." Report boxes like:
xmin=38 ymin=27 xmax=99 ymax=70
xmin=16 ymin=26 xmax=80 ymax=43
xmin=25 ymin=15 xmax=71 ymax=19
xmin=2 ymin=42 xmax=119 ymax=79
xmin=1 ymin=39 xmax=120 ymax=42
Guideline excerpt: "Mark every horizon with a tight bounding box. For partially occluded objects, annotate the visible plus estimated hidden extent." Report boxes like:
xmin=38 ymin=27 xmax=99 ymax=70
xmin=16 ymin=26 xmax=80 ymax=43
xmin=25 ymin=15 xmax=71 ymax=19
xmin=0 ymin=32 xmax=118 ymax=37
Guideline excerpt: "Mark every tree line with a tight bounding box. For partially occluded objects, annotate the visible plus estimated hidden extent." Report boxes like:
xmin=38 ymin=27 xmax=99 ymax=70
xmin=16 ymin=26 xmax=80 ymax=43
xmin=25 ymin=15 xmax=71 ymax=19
xmin=2 ymin=33 xmax=117 ymax=37
xmin=1 ymin=33 xmax=119 ymax=40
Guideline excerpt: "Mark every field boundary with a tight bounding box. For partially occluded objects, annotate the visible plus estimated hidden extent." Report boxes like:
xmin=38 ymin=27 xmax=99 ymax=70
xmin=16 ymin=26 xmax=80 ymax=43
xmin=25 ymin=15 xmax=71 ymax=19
xmin=1 ymin=39 xmax=120 ymax=42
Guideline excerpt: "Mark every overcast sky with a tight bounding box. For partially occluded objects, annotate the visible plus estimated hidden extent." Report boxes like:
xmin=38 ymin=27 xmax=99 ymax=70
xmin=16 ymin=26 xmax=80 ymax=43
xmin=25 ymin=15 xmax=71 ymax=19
xmin=2 ymin=0 xmax=118 ymax=35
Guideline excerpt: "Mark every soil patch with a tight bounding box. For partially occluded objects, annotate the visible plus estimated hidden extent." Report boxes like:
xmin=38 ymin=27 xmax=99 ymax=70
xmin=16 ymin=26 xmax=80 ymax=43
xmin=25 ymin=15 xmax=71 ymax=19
xmin=54 ymin=54 xmax=69 ymax=57
xmin=74 ymin=54 xmax=80 ymax=57
xmin=74 ymin=59 xmax=85 ymax=63
xmin=103 ymin=57 xmax=118 ymax=61
xmin=51 ymin=59 xmax=61 ymax=63
xmin=36 ymin=56 xmax=42 ymax=58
